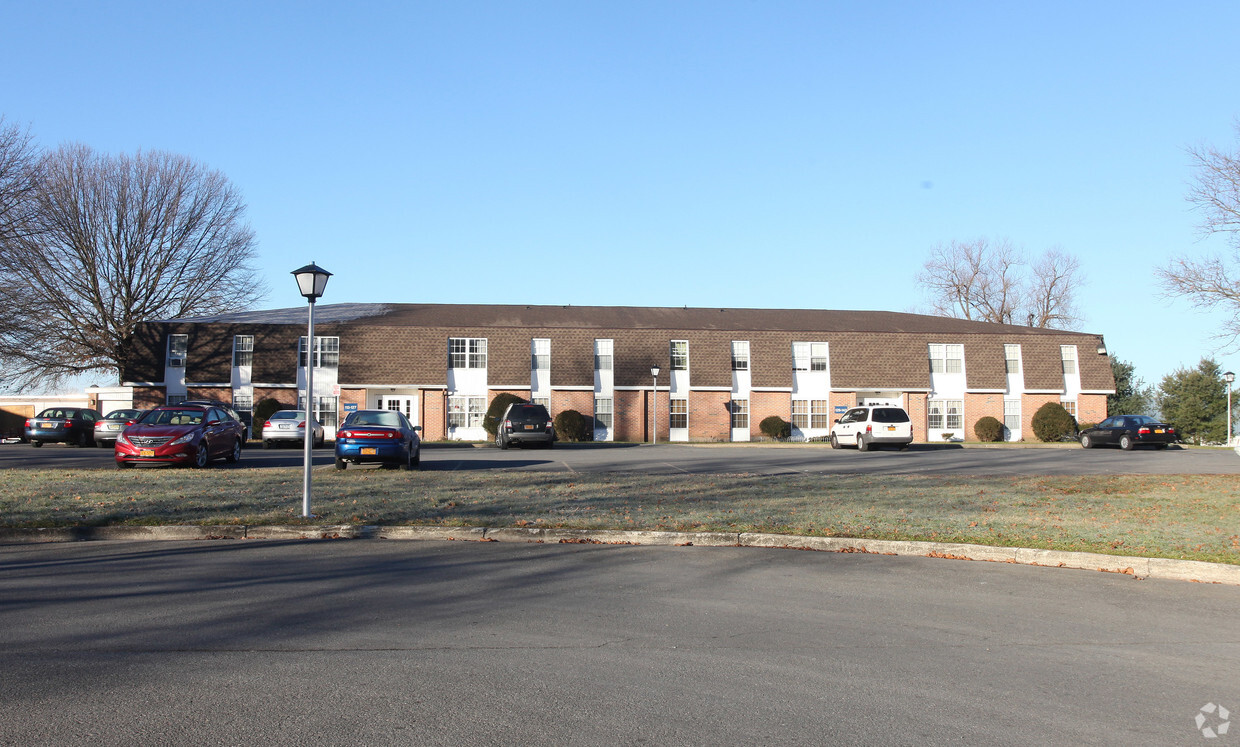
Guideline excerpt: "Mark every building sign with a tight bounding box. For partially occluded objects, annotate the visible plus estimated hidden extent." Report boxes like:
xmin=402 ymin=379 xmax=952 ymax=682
xmin=834 ymin=405 xmax=848 ymax=414
xmin=343 ymin=403 xmax=358 ymax=412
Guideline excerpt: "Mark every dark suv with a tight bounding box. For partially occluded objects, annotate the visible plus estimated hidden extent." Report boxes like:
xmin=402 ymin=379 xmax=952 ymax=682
xmin=495 ymin=402 xmax=555 ymax=449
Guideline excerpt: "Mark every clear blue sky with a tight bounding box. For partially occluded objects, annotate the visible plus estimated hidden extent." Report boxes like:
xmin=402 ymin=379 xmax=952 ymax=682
xmin=5 ymin=1 xmax=1239 ymax=393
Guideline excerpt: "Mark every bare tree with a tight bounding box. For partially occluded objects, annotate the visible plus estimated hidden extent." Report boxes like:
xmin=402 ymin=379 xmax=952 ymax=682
xmin=0 ymin=116 xmax=40 ymax=246
xmin=1158 ymin=123 xmax=1240 ymax=347
xmin=0 ymin=144 xmax=267 ymax=390
xmin=917 ymin=238 xmax=1082 ymax=328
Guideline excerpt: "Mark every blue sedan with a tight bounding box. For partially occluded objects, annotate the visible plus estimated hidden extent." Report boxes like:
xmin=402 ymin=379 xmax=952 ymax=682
xmin=334 ymin=409 xmax=421 ymax=470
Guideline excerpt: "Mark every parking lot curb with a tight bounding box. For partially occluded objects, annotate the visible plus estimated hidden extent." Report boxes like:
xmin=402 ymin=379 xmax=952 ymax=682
xmin=1 ymin=525 xmax=1236 ymax=585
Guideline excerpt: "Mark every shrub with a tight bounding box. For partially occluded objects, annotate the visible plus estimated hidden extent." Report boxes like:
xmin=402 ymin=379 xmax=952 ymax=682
xmin=252 ymin=397 xmax=283 ymax=439
xmin=759 ymin=415 xmax=792 ymax=440
xmin=1031 ymin=402 xmax=1078 ymax=442
xmin=554 ymin=409 xmax=591 ymax=442
xmin=973 ymin=416 xmax=1004 ymax=442
xmin=483 ymin=393 xmax=528 ymax=438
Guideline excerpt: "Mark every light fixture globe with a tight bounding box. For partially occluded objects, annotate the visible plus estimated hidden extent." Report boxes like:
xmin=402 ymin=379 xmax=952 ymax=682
xmin=650 ymin=365 xmax=661 ymax=378
xmin=292 ymin=262 xmax=332 ymax=302
xmin=1226 ymin=371 xmax=1236 ymax=384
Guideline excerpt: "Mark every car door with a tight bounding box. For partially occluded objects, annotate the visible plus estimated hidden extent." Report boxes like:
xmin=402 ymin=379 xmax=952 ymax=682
xmin=835 ymin=409 xmax=863 ymax=440
xmin=1099 ymin=417 xmax=1124 ymax=445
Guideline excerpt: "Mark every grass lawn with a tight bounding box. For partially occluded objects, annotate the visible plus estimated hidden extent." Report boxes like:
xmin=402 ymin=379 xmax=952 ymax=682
xmin=2 ymin=468 xmax=1238 ymax=565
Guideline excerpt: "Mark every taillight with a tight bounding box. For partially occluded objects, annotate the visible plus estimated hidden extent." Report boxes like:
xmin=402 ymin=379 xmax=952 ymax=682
xmin=1168 ymin=427 xmax=1176 ymax=434
xmin=503 ymin=419 xmax=512 ymax=432
xmin=866 ymin=424 xmax=873 ymax=433
xmin=24 ymin=419 xmax=31 ymax=427
xmin=546 ymin=420 xmax=554 ymax=430
xmin=264 ymin=421 xmax=273 ymax=428
xmin=1138 ymin=427 xmax=1151 ymax=435
xmin=297 ymin=421 xmax=307 ymax=428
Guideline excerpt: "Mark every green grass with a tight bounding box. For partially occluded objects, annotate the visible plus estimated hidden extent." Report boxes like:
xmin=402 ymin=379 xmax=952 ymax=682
xmin=1 ymin=468 xmax=1237 ymax=565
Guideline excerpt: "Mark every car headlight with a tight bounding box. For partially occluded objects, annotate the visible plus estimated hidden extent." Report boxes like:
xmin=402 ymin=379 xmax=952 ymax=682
xmin=169 ymin=432 xmax=196 ymax=446
xmin=117 ymin=433 xmax=131 ymax=446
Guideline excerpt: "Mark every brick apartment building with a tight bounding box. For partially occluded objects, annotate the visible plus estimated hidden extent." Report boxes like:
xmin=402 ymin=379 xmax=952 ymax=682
xmin=121 ymin=304 xmax=1115 ymax=443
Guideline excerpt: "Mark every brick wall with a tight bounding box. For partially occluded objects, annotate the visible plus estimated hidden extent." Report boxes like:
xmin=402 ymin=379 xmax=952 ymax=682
xmin=691 ymin=391 xmax=731 ymax=442
xmin=1078 ymin=393 xmax=1107 ymax=427
xmin=421 ymin=389 xmax=447 ymax=441
xmin=133 ymin=387 xmax=165 ymax=409
xmin=751 ymin=390 xmax=790 ymax=439
xmin=907 ymin=392 xmax=928 ymax=443
xmin=965 ymin=392 xmax=1004 ymax=439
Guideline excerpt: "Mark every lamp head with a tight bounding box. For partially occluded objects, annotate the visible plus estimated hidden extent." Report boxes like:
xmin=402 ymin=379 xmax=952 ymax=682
xmin=292 ymin=262 xmax=332 ymax=302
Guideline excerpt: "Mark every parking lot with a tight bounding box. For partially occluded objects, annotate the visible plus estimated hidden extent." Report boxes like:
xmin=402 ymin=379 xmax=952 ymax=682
xmin=2 ymin=440 xmax=1238 ymax=475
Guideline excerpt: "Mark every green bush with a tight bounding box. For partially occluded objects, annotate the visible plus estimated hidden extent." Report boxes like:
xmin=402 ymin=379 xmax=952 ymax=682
xmin=554 ymin=409 xmax=591 ymax=442
xmin=483 ymin=393 xmax=528 ymax=438
xmin=1032 ymin=402 xmax=1078 ymax=442
xmin=973 ymin=416 xmax=1004 ymax=442
xmin=252 ymin=397 xmax=284 ymax=438
xmin=759 ymin=415 xmax=792 ymax=440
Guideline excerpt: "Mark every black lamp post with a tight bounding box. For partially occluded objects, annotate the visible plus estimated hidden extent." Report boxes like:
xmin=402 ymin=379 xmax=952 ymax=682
xmin=292 ymin=262 xmax=331 ymax=518
xmin=1226 ymin=371 xmax=1235 ymax=447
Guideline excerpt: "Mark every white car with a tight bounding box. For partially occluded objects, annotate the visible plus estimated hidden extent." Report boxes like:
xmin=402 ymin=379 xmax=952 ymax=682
xmin=261 ymin=410 xmax=325 ymax=448
xmin=829 ymin=406 xmax=913 ymax=451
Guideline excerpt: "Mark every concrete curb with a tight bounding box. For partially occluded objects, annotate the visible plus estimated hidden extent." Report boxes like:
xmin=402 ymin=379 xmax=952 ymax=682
xmin=0 ymin=525 xmax=1236 ymax=586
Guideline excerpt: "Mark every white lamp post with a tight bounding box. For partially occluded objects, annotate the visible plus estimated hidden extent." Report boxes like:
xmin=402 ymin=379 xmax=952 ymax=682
xmin=650 ymin=365 xmax=661 ymax=444
xmin=1225 ymin=371 xmax=1235 ymax=447
xmin=292 ymin=262 xmax=331 ymax=518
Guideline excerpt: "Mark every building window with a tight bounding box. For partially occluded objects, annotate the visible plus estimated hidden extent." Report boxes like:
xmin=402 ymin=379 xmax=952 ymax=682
xmin=594 ymin=398 xmax=613 ymax=429
xmin=731 ymin=341 xmax=750 ymax=371
xmin=791 ymin=400 xmax=809 ymax=429
xmin=594 ymin=339 xmax=613 ymax=371
xmin=730 ymin=399 xmax=749 ymax=429
xmin=1003 ymin=399 xmax=1020 ymax=439
xmin=448 ymin=396 xmax=486 ymax=428
xmin=233 ymin=335 xmax=254 ymax=367
xmin=449 ymin=338 xmax=487 ymax=369
xmin=166 ymin=394 xmax=187 ymax=405
xmin=233 ymin=393 xmax=253 ymax=412
xmin=670 ymin=340 xmax=689 ymax=371
xmin=1061 ymin=399 xmax=1077 ymax=418
xmin=669 ymin=398 xmax=688 ymax=429
xmin=793 ymin=342 xmax=827 ymax=371
xmin=299 ymin=336 xmax=340 ymax=368
xmin=299 ymin=395 xmax=339 ymax=429
xmin=811 ymin=400 xmax=830 ymax=429
xmin=929 ymin=344 xmax=964 ymax=374
xmin=167 ymin=334 xmax=187 ymax=368
xmin=928 ymin=400 xmax=963 ymax=430
xmin=1061 ymin=345 xmax=1078 ymax=375
xmin=532 ymin=338 xmax=550 ymax=371
xmin=533 ymin=397 xmax=550 ymax=411
xmin=1004 ymin=344 xmax=1020 ymax=374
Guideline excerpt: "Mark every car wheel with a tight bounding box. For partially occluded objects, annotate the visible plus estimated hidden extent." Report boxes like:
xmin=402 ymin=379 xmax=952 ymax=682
xmin=1119 ymin=434 xmax=1135 ymax=451
xmin=316 ymin=433 xmax=325 ymax=448
xmin=31 ymin=441 xmax=42 ymax=448
xmin=898 ymin=442 xmax=910 ymax=451
xmin=76 ymin=431 xmax=89 ymax=447
xmin=829 ymin=434 xmax=840 ymax=449
xmin=193 ymin=445 xmax=210 ymax=468
xmin=411 ymin=448 xmax=421 ymax=468
xmin=498 ymin=434 xmax=509 ymax=450
xmin=226 ymin=439 xmax=242 ymax=464
xmin=93 ymin=439 xmax=104 ymax=448
xmin=400 ymin=448 xmax=414 ymax=470
xmin=335 ymin=457 xmax=346 ymax=470
xmin=857 ymin=435 xmax=869 ymax=452
xmin=263 ymin=440 xmax=272 ymax=450
xmin=1080 ymin=434 xmax=1093 ymax=449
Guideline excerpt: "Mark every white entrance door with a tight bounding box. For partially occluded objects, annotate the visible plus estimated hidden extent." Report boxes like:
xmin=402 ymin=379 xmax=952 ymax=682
xmin=377 ymin=395 xmax=419 ymax=427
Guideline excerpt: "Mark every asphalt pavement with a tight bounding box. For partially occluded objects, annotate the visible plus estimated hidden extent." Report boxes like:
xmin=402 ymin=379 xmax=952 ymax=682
xmin=2 ymin=440 xmax=1239 ymax=475
xmin=0 ymin=540 xmax=1236 ymax=745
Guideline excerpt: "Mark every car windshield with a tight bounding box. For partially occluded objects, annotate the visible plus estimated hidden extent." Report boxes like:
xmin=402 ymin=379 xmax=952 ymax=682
xmin=38 ymin=409 xmax=79 ymax=419
xmin=104 ymin=410 xmax=141 ymax=420
xmin=271 ymin=411 xmax=305 ymax=420
xmin=1129 ymin=415 xmax=1157 ymax=426
xmin=348 ymin=411 xmax=401 ymax=428
xmin=143 ymin=409 xmax=205 ymax=426
xmin=508 ymin=405 xmax=550 ymax=421
xmin=872 ymin=408 xmax=910 ymax=423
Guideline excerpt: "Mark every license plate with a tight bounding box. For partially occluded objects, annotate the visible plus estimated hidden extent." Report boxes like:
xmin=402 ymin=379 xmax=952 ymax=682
xmin=140 ymin=449 xmax=155 ymax=457
xmin=41 ymin=421 xmax=56 ymax=428
xmin=524 ymin=424 xmax=536 ymax=430
xmin=279 ymin=423 xmax=291 ymax=430
xmin=886 ymin=426 xmax=896 ymax=431
xmin=108 ymin=424 xmax=122 ymax=431
xmin=1154 ymin=429 xmax=1164 ymax=434
xmin=361 ymin=447 xmax=377 ymax=455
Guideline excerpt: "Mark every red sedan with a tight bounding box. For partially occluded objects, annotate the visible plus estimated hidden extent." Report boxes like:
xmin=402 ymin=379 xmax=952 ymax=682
xmin=114 ymin=404 xmax=246 ymax=468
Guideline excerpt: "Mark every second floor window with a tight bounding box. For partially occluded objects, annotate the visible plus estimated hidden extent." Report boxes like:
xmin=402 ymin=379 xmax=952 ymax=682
xmin=233 ymin=335 xmax=254 ymax=367
xmin=532 ymin=338 xmax=550 ymax=370
xmin=793 ymin=342 xmax=827 ymax=371
xmin=1061 ymin=345 xmax=1078 ymax=375
xmin=594 ymin=339 xmax=613 ymax=371
xmin=1004 ymin=344 xmax=1020 ymax=374
xmin=167 ymin=334 xmax=188 ymax=368
xmin=299 ymin=336 xmax=340 ymax=368
xmin=929 ymin=344 xmax=964 ymax=374
xmin=731 ymin=341 xmax=750 ymax=371
xmin=449 ymin=338 xmax=487 ymax=369
xmin=671 ymin=340 xmax=689 ymax=370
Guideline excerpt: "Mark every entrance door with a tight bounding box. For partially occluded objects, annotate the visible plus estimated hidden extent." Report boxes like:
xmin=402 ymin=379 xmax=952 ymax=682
xmin=376 ymin=395 xmax=419 ymax=427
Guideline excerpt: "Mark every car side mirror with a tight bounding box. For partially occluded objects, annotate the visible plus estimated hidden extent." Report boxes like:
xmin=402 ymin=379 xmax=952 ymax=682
xmin=833 ymin=418 xmax=841 ymax=424
xmin=413 ymin=426 xmax=422 ymax=432
xmin=206 ymin=419 xmax=220 ymax=426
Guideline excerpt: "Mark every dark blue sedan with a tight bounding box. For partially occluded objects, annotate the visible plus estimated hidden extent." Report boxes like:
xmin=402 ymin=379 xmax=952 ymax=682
xmin=334 ymin=409 xmax=421 ymax=470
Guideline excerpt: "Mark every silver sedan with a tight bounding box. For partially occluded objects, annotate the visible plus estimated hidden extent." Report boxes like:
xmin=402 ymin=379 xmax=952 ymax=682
xmin=260 ymin=410 xmax=325 ymax=448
